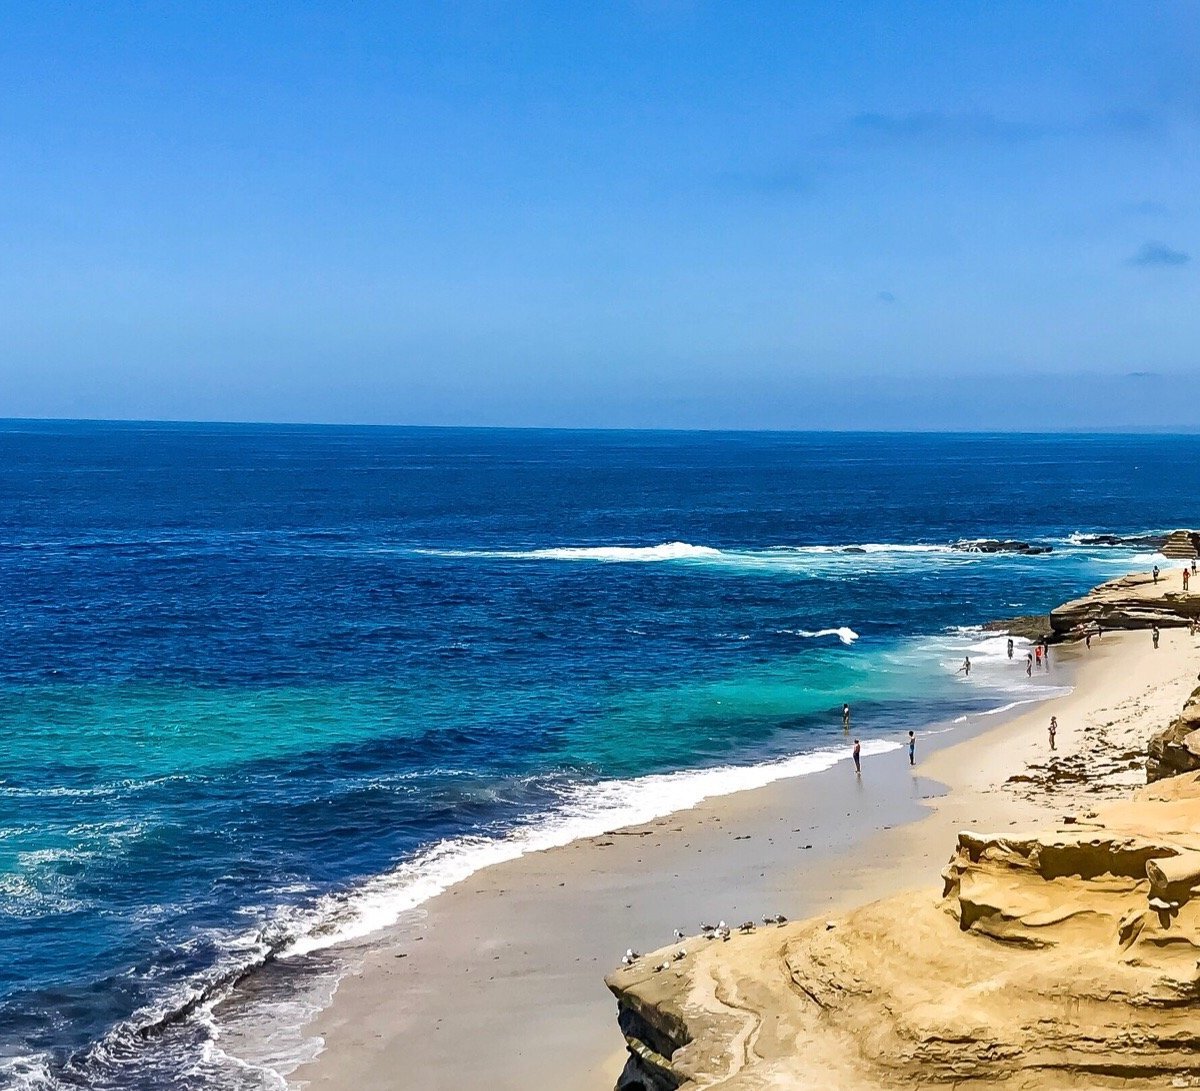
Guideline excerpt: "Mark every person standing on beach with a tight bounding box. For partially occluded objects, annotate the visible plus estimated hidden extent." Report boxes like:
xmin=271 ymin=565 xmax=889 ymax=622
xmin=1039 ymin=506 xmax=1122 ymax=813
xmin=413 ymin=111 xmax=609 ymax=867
xmin=1026 ymin=653 xmax=1033 ymax=677
xmin=852 ymin=739 xmax=861 ymax=774
xmin=957 ymin=656 xmax=971 ymax=677
xmin=908 ymin=730 xmax=916 ymax=766
xmin=1185 ymin=568 xmax=1191 ymax=592
xmin=1153 ymin=564 xmax=1160 ymax=584
xmin=842 ymin=703 xmax=851 ymax=730
xmin=1153 ymin=625 xmax=1160 ymax=649
xmin=1007 ymin=638 xmax=1014 ymax=659
xmin=1048 ymin=716 xmax=1057 ymax=751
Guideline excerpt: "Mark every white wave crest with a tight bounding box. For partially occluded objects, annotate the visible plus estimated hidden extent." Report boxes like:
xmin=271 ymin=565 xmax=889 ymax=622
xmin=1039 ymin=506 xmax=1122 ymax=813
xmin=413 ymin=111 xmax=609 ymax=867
xmin=778 ymin=627 xmax=859 ymax=645
xmin=417 ymin=541 xmax=722 ymax=563
xmin=279 ymin=739 xmax=899 ymax=957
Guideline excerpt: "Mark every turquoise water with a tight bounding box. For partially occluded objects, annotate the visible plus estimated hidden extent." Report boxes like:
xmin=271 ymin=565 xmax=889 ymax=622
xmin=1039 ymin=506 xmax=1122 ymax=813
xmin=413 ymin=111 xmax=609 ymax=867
xmin=0 ymin=423 xmax=1195 ymax=1088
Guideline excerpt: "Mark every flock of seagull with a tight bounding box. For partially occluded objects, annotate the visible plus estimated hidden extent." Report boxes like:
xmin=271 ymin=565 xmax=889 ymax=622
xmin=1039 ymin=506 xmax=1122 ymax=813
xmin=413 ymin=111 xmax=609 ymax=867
xmin=620 ymin=914 xmax=790 ymax=973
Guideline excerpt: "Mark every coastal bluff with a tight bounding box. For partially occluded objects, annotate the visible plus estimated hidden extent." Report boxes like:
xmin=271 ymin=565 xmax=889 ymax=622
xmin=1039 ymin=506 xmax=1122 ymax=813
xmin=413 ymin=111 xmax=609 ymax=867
xmin=606 ymin=597 xmax=1200 ymax=1090
xmin=607 ymin=712 xmax=1200 ymax=1089
xmin=1050 ymin=561 xmax=1200 ymax=638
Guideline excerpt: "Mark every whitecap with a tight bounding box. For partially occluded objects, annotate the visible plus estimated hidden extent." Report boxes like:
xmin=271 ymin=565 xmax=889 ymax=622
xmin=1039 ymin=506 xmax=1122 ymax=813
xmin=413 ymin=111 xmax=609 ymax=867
xmin=777 ymin=627 xmax=859 ymax=645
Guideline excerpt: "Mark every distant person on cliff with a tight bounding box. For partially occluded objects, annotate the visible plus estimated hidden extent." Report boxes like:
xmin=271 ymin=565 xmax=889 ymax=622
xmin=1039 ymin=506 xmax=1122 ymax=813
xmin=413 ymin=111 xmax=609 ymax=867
xmin=1007 ymin=638 xmax=1014 ymax=659
xmin=852 ymin=739 xmax=861 ymax=774
xmin=908 ymin=730 xmax=916 ymax=766
xmin=957 ymin=656 xmax=971 ymax=677
xmin=1048 ymin=716 xmax=1057 ymax=751
xmin=842 ymin=703 xmax=851 ymax=730
xmin=1153 ymin=625 xmax=1160 ymax=649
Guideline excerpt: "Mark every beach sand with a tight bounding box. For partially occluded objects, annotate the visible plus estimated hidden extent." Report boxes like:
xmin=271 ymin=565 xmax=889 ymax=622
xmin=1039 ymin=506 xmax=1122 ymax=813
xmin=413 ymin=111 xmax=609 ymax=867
xmin=291 ymin=626 xmax=1199 ymax=1090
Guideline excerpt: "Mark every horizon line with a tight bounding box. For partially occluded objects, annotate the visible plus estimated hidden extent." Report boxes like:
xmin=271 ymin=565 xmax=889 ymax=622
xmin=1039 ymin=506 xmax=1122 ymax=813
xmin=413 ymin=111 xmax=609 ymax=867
xmin=2 ymin=415 xmax=1200 ymax=438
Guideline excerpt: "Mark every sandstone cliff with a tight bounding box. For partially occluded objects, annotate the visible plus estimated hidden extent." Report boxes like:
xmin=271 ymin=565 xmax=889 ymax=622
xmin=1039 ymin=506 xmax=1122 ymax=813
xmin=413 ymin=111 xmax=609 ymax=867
xmin=609 ymin=772 xmax=1200 ymax=1089
xmin=1049 ymin=570 xmax=1199 ymax=638
xmin=1148 ymin=686 xmax=1200 ymax=782
xmin=606 ymin=636 xmax=1200 ymax=1090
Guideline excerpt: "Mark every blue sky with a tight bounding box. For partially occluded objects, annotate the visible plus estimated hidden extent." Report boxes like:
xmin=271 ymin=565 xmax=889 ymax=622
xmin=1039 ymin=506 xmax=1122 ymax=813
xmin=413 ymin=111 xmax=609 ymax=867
xmin=1 ymin=2 xmax=1197 ymax=429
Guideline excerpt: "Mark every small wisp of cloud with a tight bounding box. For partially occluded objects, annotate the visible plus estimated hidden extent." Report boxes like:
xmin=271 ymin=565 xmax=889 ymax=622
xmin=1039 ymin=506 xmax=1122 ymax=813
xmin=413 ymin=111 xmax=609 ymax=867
xmin=876 ymin=291 xmax=896 ymax=303
xmin=1127 ymin=241 xmax=1189 ymax=267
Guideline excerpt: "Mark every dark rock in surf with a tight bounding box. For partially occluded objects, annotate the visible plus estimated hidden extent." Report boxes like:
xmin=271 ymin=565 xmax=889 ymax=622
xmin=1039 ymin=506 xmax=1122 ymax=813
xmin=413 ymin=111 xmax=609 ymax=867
xmin=952 ymin=539 xmax=1053 ymax=556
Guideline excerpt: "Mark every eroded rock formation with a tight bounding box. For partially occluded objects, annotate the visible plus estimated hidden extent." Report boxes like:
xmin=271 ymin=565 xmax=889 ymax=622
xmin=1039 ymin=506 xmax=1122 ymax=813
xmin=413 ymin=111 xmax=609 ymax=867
xmin=607 ymin=679 xmax=1200 ymax=1089
xmin=1050 ymin=570 xmax=1199 ymax=638
xmin=1148 ymin=687 xmax=1200 ymax=782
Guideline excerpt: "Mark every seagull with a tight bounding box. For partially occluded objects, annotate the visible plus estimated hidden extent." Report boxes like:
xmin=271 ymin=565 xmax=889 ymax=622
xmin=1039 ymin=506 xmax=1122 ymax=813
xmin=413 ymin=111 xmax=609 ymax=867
xmin=718 ymin=920 xmax=727 ymax=930
xmin=673 ymin=949 xmax=686 ymax=961
xmin=621 ymin=948 xmax=641 ymax=966
xmin=673 ymin=928 xmax=684 ymax=941
xmin=700 ymin=922 xmax=716 ymax=933
xmin=774 ymin=914 xmax=787 ymax=925
xmin=720 ymin=929 xmax=731 ymax=942
xmin=653 ymin=961 xmax=671 ymax=973
xmin=761 ymin=914 xmax=774 ymax=925
xmin=739 ymin=920 xmax=755 ymax=932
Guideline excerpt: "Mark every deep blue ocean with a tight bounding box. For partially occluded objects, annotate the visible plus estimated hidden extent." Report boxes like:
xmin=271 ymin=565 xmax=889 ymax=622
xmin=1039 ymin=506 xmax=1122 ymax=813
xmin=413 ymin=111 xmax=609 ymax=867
xmin=1 ymin=422 xmax=1197 ymax=1089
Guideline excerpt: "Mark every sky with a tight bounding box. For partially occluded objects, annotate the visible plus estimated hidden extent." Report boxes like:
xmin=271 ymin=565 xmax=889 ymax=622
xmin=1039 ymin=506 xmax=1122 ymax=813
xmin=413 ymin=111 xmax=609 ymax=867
xmin=1 ymin=2 xmax=1198 ymax=430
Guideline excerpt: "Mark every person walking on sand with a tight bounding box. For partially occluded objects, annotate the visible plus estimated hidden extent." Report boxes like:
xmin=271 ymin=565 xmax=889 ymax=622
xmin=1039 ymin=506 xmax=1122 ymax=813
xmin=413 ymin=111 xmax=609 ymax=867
xmin=908 ymin=730 xmax=916 ymax=766
xmin=1007 ymin=637 xmax=1014 ymax=659
xmin=852 ymin=738 xmax=861 ymax=774
xmin=842 ymin=703 xmax=851 ymax=730
xmin=1153 ymin=625 xmax=1160 ymax=649
xmin=1048 ymin=716 xmax=1057 ymax=751
xmin=1086 ymin=632 xmax=1092 ymax=649
xmin=957 ymin=656 xmax=971 ymax=677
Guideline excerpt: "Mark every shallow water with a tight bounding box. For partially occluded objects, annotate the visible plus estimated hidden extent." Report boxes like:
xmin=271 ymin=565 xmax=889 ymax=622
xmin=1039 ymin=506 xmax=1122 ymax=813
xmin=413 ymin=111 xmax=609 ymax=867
xmin=1 ymin=423 xmax=1196 ymax=1088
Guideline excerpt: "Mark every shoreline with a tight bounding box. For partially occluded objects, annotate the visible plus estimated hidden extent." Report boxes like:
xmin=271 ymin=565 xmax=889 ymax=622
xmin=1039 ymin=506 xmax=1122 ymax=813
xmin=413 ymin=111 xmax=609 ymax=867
xmin=281 ymin=630 xmax=1185 ymax=1090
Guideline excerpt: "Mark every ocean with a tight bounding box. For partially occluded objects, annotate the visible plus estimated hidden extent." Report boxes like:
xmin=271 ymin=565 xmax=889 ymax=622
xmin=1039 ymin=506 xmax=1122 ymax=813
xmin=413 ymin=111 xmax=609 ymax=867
xmin=1 ymin=422 xmax=1196 ymax=1089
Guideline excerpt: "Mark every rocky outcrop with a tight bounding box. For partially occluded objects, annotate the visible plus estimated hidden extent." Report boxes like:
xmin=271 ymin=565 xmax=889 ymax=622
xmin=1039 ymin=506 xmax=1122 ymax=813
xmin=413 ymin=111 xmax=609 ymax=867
xmin=982 ymin=614 xmax=1051 ymax=641
xmin=607 ymin=669 xmax=1200 ymax=1090
xmin=1147 ymin=687 xmax=1200 ymax=782
xmin=1049 ymin=570 xmax=1200 ymax=638
xmin=1162 ymin=529 xmax=1200 ymax=559
xmin=608 ymin=775 xmax=1200 ymax=1089
xmin=1075 ymin=533 xmax=1168 ymax=549
xmin=952 ymin=539 xmax=1053 ymax=555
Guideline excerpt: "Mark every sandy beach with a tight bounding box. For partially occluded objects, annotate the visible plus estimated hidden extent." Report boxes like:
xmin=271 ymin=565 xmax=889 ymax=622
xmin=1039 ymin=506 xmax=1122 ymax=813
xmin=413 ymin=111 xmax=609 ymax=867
xmin=289 ymin=607 xmax=1200 ymax=1090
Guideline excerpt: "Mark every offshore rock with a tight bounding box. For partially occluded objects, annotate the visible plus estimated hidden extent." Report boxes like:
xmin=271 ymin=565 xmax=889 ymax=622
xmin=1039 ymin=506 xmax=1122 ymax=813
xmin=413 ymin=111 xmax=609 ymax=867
xmin=952 ymin=539 xmax=1053 ymax=555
